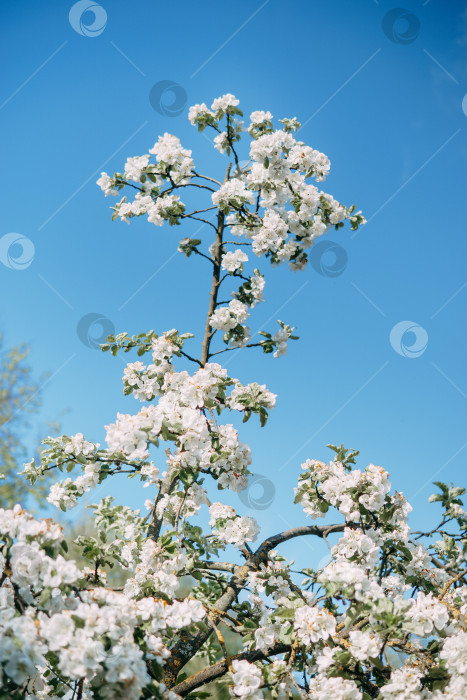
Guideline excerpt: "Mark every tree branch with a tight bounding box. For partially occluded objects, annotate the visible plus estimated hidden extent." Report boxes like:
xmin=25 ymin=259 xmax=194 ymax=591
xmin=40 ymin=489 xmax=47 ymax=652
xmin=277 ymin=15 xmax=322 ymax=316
xmin=172 ymin=643 xmax=290 ymax=696
xmin=194 ymin=561 xmax=236 ymax=573
xmin=193 ymin=171 xmax=222 ymax=187
xmin=200 ymin=165 xmax=230 ymax=366
xmin=252 ymin=523 xmax=349 ymax=562
xmin=147 ymin=471 xmax=179 ymax=540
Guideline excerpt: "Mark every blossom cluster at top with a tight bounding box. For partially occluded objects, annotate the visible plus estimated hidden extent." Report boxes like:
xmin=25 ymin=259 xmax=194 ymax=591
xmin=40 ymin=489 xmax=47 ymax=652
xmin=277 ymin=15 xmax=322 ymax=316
xmin=97 ymin=93 xmax=365 ymax=355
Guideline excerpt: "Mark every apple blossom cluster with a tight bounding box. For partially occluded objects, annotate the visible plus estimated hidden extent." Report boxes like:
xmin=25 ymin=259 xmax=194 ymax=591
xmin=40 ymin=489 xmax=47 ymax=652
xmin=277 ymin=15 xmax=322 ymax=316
xmin=222 ymin=248 xmax=248 ymax=273
xmin=306 ymin=675 xmax=362 ymax=699
xmin=294 ymin=457 xmax=412 ymax=540
xmin=212 ymin=179 xmax=255 ymax=212
xmin=123 ymin=537 xmax=193 ymax=598
xmin=109 ymin=344 xmax=277 ymax=496
xmin=224 ymin=450 xmax=466 ymax=699
xmin=208 ymin=502 xmax=260 ymax=548
xmin=0 ymin=505 xmax=211 ymax=698
xmin=209 ymin=299 xmax=250 ymax=339
xmin=230 ymin=660 xmax=263 ymax=700
xmin=247 ymin=553 xmax=294 ymax=607
xmin=116 ymin=192 xmax=186 ymax=227
xmin=293 ymin=604 xmax=336 ymax=645
xmin=188 ymin=93 xmax=243 ymax=136
xmin=23 ymin=433 xmax=111 ymax=512
xmin=97 ymin=132 xmax=193 ymax=228
xmin=232 ymin=269 xmax=265 ymax=307
xmin=23 ymin=429 xmax=162 ymax=513
xmin=153 ymin=480 xmax=207 ymax=530
xmin=24 ymin=331 xmax=278 ymax=515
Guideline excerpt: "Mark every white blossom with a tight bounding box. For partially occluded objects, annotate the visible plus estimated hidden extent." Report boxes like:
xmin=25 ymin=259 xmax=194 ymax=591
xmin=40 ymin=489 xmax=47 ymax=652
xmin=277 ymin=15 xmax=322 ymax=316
xmin=231 ymin=659 xmax=263 ymax=699
xmin=222 ymin=249 xmax=248 ymax=273
xmin=294 ymin=605 xmax=336 ymax=644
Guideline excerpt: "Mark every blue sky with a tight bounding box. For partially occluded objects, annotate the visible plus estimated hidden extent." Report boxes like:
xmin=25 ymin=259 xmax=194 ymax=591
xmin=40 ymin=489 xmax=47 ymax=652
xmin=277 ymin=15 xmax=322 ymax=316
xmin=1 ymin=0 xmax=466 ymax=559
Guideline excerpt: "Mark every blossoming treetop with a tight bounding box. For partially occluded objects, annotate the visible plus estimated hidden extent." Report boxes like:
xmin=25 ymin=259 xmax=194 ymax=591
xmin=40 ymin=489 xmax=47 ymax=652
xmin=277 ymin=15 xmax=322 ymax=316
xmin=0 ymin=93 xmax=465 ymax=699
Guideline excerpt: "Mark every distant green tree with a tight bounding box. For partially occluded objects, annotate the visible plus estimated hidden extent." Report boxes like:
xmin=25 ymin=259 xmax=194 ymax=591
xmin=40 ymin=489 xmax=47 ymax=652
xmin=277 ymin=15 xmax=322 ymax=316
xmin=0 ymin=333 xmax=56 ymax=508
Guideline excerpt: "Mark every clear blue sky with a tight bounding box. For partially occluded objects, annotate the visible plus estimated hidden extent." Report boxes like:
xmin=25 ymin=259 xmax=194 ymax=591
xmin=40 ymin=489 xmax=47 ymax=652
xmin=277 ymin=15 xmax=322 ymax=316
xmin=1 ymin=0 xmax=466 ymax=557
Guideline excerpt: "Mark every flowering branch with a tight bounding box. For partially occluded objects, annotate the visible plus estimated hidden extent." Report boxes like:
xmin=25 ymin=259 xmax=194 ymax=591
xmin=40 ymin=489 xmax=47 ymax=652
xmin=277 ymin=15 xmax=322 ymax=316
xmin=5 ymin=93 xmax=464 ymax=700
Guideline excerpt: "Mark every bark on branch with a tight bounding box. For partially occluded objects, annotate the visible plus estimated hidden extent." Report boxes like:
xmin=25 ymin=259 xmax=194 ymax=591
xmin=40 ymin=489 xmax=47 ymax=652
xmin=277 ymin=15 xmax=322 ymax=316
xmin=172 ymin=643 xmax=290 ymax=696
xmin=200 ymin=164 xmax=230 ymax=366
xmin=251 ymin=523 xmax=349 ymax=563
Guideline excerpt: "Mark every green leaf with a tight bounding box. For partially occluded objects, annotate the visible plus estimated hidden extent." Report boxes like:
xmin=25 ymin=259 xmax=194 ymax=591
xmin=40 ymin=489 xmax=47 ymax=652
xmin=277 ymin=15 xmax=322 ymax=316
xmin=369 ymin=656 xmax=385 ymax=670
xmin=274 ymin=607 xmax=295 ymax=619
xmin=71 ymin=615 xmax=85 ymax=629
